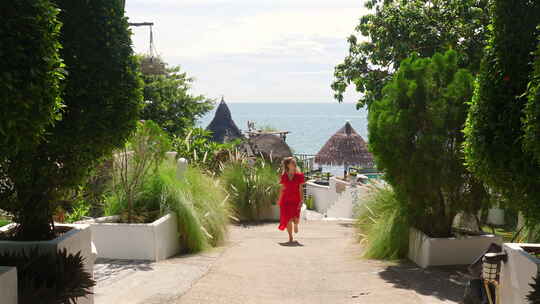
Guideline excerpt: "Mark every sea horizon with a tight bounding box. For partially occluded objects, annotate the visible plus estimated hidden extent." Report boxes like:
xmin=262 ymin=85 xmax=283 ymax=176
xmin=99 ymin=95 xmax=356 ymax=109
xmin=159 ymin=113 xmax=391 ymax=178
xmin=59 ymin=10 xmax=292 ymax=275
xmin=197 ymin=102 xmax=368 ymax=155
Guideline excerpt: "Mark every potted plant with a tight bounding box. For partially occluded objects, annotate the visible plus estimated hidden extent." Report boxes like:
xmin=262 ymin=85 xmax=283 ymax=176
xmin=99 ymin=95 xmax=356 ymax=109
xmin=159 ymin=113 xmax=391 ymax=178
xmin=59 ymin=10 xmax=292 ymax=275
xmin=0 ymin=1 xmax=141 ymax=302
xmin=85 ymin=121 xmax=182 ymax=261
xmin=368 ymin=51 xmax=500 ymax=268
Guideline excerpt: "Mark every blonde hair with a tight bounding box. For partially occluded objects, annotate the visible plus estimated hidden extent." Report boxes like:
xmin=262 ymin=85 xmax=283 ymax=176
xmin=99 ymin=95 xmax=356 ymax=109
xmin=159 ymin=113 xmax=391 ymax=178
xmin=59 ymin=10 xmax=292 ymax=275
xmin=281 ymin=157 xmax=299 ymax=174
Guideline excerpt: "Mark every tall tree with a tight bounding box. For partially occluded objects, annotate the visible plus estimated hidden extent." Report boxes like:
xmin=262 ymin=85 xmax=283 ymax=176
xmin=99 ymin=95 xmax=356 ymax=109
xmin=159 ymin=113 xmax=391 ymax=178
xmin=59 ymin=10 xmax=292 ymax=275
xmin=139 ymin=55 xmax=214 ymax=136
xmin=332 ymin=0 xmax=489 ymax=108
xmin=524 ymin=40 xmax=540 ymax=166
xmin=0 ymin=0 xmax=64 ymax=158
xmin=369 ymin=50 xmax=488 ymax=237
xmin=0 ymin=0 xmax=143 ymax=240
xmin=464 ymin=0 xmax=540 ymax=224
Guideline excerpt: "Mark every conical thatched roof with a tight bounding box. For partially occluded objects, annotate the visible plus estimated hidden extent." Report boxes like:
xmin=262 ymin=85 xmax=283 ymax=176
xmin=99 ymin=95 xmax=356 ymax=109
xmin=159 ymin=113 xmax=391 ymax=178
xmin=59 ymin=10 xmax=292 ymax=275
xmin=248 ymin=134 xmax=292 ymax=161
xmin=315 ymin=121 xmax=374 ymax=168
xmin=206 ymin=98 xmax=244 ymax=143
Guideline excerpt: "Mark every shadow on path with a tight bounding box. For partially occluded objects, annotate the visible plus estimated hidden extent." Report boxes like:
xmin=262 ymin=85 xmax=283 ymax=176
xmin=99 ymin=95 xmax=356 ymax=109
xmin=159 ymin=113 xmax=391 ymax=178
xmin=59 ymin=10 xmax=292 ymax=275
xmin=278 ymin=241 xmax=304 ymax=247
xmin=378 ymin=261 xmax=468 ymax=302
xmin=94 ymin=258 xmax=154 ymax=284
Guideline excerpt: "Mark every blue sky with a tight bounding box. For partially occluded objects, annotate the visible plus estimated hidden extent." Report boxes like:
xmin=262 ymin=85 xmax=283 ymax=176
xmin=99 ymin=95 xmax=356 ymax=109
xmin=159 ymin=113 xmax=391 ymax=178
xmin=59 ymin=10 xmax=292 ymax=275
xmin=125 ymin=0 xmax=368 ymax=103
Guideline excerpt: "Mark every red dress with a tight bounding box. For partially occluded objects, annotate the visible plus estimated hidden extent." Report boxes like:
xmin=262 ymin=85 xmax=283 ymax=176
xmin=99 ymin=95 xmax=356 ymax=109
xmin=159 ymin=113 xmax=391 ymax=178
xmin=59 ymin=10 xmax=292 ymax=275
xmin=278 ymin=172 xmax=305 ymax=230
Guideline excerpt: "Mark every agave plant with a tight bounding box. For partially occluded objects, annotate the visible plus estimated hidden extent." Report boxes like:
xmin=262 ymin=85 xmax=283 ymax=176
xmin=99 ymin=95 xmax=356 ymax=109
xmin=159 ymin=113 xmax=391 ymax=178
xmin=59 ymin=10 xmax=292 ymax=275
xmin=0 ymin=248 xmax=95 ymax=304
xmin=528 ymin=274 xmax=540 ymax=303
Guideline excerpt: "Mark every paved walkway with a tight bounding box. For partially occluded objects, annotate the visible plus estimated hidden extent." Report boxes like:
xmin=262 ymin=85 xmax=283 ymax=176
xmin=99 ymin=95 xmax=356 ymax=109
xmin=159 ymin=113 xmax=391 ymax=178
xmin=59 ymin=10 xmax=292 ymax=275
xmin=175 ymin=221 xmax=466 ymax=304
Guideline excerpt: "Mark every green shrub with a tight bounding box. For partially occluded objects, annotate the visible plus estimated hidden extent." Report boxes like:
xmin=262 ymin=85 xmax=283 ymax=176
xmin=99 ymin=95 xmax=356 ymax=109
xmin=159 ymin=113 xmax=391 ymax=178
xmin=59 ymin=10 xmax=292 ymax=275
xmin=1 ymin=0 xmax=143 ymax=241
xmin=173 ymin=128 xmax=239 ymax=172
xmin=0 ymin=0 xmax=64 ymax=158
xmin=0 ymin=219 xmax=10 ymax=227
xmin=464 ymin=0 xmax=540 ymax=224
xmin=524 ymin=39 xmax=540 ymax=167
xmin=111 ymin=120 xmax=171 ymax=223
xmin=104 ymin=163 xmax=231 ymax=252
xmin=355 ymin=187 xmax=408 ymax=260
xmin=64 ymin=199 xmax=91 ymax=224
xmin=369 ymin=50 xmax=489 ymax=237
xmin=220 ymin=160 xmax=280 ymax=221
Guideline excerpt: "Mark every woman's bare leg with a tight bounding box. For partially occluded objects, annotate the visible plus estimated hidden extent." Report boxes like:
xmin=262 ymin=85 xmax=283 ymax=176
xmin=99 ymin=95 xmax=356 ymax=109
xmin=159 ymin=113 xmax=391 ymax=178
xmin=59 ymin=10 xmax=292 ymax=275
xmin=287 ymin=220 xmax=294 ymax=242
xmin=293 ymin=217 xmax=299 ymax=233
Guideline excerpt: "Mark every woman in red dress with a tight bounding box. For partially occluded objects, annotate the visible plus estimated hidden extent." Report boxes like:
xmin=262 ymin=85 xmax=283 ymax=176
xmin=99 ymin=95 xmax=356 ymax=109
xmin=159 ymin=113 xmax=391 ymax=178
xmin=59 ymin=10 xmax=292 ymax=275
xmin=278 ymin=157 xmax=305 ymax=242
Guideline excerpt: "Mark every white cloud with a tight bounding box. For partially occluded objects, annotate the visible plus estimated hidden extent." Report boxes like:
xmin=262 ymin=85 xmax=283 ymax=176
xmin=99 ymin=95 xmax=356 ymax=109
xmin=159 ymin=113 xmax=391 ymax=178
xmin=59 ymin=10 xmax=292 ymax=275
xmin=125 ymin=0 xmax=368 ymax=102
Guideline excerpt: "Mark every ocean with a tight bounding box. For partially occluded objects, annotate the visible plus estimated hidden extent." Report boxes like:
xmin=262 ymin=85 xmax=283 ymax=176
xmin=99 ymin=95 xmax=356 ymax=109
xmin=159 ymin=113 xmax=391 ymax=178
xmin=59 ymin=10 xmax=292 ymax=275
xmin=197 ymin=102 xmax=368 ymax=155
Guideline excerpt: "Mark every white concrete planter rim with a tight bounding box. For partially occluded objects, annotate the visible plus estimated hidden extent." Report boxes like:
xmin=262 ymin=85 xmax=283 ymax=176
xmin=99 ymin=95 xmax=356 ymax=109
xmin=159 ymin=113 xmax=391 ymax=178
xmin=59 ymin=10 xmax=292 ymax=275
xmin=89 ymin=213 xmax=180 ymax=261
xmin=305 ymin=181 xmax=329 ymax=189
xmin=0 ymin=223 xmax=89 ymax=241
xmin=412 ymin=227 xmax=497 ymax=240
xmin=506 ymin=243 xmax=540 ymax=263
xmin=409 ymin=227 xmax=502 ymax=268
xmin=80 ymin=213 xmax=173 ymax=227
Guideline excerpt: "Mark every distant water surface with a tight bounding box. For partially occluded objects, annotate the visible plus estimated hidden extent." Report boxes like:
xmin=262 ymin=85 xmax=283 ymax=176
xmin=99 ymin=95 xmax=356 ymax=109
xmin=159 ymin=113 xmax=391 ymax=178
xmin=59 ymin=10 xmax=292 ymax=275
xmin=197 ymin=102 xmax=368 ymax=155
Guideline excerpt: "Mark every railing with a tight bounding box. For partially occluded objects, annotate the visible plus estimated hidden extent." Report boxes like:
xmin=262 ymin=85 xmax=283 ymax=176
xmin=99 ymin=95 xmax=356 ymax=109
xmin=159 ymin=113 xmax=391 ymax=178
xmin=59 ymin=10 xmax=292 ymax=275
xmin=294 ymin=153 xmax=316 ymax=174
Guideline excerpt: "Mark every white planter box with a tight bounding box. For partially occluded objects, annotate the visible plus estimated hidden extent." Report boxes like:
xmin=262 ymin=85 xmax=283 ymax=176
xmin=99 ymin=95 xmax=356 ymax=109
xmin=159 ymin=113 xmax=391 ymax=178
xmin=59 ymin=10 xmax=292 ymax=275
xmin=0 ymin=266 xmax=17 ymax=304
xmin=306 ymin=182 xmax=335 ymax=214
xmin=89 ymin=213 xmax=180 ymax=261
xmin=408 ymin=227 xmax=502 ymax=268
xmin=0 ymin=223 xmax=96 ymax=304
xmin=500 ymin=243 xmax=540 ymax=304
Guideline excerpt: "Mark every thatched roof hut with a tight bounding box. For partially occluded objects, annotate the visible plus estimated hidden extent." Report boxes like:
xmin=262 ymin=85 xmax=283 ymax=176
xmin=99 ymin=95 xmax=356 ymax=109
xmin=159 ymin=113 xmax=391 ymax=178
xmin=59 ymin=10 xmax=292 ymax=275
xmin=315 ymin=121 xmax=374 ymax=168
xmin=206 ymin=97 xmax=244 ymax=143
xmin=247 ymin=134 xmax=293 ymax=162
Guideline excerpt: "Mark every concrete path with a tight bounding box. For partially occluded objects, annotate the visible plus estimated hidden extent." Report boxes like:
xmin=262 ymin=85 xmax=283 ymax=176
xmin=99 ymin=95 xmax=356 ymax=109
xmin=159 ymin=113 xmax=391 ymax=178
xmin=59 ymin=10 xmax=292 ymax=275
xmin=176 ymin=221 xmax=466 ymax=304
xmin=94 ymin=250 xmax=223 ymax=304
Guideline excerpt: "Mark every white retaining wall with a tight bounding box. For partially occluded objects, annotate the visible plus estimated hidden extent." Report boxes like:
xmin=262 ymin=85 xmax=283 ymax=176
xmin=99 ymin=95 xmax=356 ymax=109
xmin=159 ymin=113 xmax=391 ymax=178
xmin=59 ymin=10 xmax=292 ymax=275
xmin=89 ymin=213 xmax=180 ymax=261
xmin=306 ymin=182 xmax=335 ymax=214
xmin=500 ymin=243 xmax=540 ymax=304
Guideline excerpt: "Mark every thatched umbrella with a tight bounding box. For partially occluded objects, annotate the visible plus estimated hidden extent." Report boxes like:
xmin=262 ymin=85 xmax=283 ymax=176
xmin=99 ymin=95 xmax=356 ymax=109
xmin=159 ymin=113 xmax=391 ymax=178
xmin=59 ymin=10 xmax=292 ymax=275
xmin=206 ymin=97 xmax=244 ymax=143
xmin=248 ymin=134 xmax=293 ymax=162
xmin=315 ymin=121 xmax=374 ymax=172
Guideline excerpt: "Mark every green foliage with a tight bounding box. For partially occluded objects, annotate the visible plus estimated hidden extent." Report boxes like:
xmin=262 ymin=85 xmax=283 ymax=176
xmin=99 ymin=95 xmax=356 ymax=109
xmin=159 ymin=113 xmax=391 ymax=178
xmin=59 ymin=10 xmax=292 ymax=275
xmin=221 ymin=159 xmax=280 ymax=221
xmin=528 ymin=274 xmax=540 ymax=304
xmin=369 ymin=50 xmax=489 ymax=237
xmin=64 ymin=199 xmax=91 ymax=224
xmin=355 ymin=187 xmax=408 ymax=260
xmin=0 ymin=248 xmax=95 ymax=304
xmin=0 ymin=0 xmax=64 ymax=158
xmin=111 ymin=121 xmax=171 ymax=223
xmin=0 ymin=0 xmax=143 ymax=240
xmin=105 ymin=161 xmax=230 ymax=252
xmin=332 ymin=0 xmax=489 ymax=108
xmin=173 ymin=128 xmax=239 ymax=172
xmin=464 ymin=0 xmax=540 ymax=223
xmin=0 ymin=219 xmax=10 ymax=227
xmin=524 ymin=39 xmax=540 ymax=167
xmin=173 ymin=166 xmax=231 ymax=249
xmin=139 ymin=55 xmax=214 ymax=136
